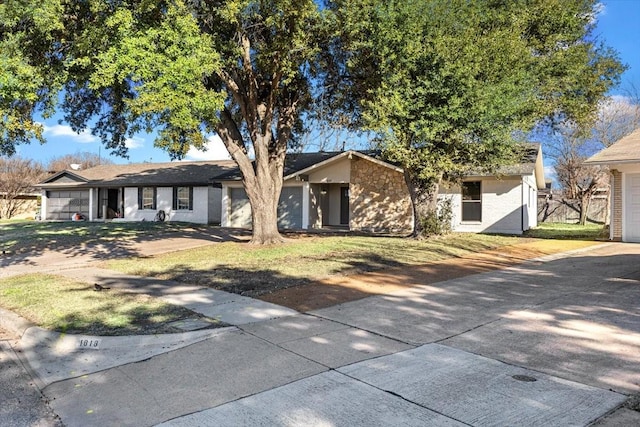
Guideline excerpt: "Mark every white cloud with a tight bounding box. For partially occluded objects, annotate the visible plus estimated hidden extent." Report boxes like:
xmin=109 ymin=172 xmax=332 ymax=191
xmin=43 ymin=124 xmax=98 ymax=144
xmin=544 ymin=165 xmax=556 ymax=178
xmin=125 ymin=136 xmax=145 ymax=149
xmin=184 ymin=134 xmax=231 ymax=161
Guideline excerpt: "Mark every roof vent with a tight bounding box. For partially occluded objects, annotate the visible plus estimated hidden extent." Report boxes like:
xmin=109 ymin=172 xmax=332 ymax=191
xmin=70 ymin=164 xmax=81 ymax=170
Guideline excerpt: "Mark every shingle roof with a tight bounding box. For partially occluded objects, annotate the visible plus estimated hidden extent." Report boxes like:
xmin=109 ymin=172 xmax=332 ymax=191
xmin=585 ymin=128 xmax=640 ymax=164
xmin=39 ymin=146 xmax=543 ymax=189
xmin=40 ymin=160 xmax=237 ymax=187
xmin=212 ymin=151 xmax=350 ymax=181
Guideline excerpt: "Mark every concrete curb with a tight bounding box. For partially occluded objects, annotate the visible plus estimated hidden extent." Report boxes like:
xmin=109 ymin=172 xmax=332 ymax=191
xmin=0 ymin=306 xmax=34 ymax=338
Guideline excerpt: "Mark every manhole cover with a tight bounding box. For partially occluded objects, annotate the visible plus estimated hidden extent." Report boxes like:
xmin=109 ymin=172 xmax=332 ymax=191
xmin=512 ymin=374 xmax=537 ymax=382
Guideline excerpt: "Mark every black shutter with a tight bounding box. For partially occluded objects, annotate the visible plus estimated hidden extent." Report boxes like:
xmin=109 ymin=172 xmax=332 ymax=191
xmin=138 ymin=187 xmax=142 ymax=209
xmin=189 ymin=187 xmax=194 ymax=210
xmin=172 ymin=187 xmax=177 ymax=210
xmin=153 ymin=188 xmax=157 ymax=210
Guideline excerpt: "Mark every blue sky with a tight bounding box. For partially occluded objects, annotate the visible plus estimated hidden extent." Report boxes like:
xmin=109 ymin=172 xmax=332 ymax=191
xmin=14 ymin=0 xmax=640 ymax=166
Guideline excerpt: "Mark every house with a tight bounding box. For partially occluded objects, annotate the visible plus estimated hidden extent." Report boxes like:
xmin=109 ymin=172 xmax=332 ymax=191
xmin=438 ymin=144 xmax=545 ymax=234
xmin=38 ymin=161 xmax=236 ymax=224
xmin=216 ymin=151 xmax=413 ymax=232
xmin=37 ymin=152 xmax=414 ymax=232
xmin=37 ymin=146 xmax=545 ymax=235
xmin=585 ymin=128 xmax=640 ymax=242
xmin=0 ymin=191 xmax=40 ymax=219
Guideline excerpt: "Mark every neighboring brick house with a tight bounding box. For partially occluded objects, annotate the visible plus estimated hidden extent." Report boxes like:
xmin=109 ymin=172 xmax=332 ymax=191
xmin=586 ymin=129 xmax=640 ymax=243
xmin=38 ymin=148 xmax=544 ymax=235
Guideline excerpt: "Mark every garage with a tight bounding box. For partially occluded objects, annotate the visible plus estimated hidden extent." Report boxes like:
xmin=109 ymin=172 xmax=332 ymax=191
xmin=45 ymin=190 xmax=90 ymax=220
xmin=624 ymin=173 xmax=640 ymax=242
xmin=229 ymin=187 xmax=252 ymax=228
xmin=228 ymin=186 xmax=303 ymax=229
xmin=586 ymin=129 xmax=640 ymax=243
xmin=278 ymin=187 xmax=303 ymax=229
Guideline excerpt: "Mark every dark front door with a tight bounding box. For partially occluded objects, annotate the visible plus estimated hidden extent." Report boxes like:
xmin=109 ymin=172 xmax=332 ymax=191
xmin=340 ymin=186 xmax=349 ymax=225
xmin=108 ymin=189 xmax=118 ymax=210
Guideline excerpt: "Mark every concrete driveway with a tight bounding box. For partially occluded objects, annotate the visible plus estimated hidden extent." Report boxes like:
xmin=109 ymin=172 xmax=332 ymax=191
xmin=1 ymin=241 xmax=639 ymax=426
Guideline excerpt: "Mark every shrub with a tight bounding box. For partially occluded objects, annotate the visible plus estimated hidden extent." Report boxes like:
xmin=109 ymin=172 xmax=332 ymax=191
xmin=420 ymin=198 xmax=453 ymax=237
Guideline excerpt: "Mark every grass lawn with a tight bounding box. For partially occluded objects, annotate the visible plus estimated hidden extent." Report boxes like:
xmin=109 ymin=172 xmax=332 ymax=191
xmin=0 ymin=220 xmax=194 ymax=254
xmin=105 ymin=232 xmax=526 ymax=296
xmin=524 ymin=222 xmax=607 ymax=240
xmin=0 ymin=220 xmax=606 ymax=334
xmin=0 ymin=274 xmax=218 ymax=335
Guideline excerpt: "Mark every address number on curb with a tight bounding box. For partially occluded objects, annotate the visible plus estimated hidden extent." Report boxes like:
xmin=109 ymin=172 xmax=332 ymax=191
xmin=78 ymin=339 xmax=101 ymax=349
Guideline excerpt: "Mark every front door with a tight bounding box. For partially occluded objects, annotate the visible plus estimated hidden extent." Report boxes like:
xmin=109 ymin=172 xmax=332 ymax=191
xmin=108 ymin=189 xmax=120 ymax=218
xmin=340 ymin=186 xmax=349 ymax=225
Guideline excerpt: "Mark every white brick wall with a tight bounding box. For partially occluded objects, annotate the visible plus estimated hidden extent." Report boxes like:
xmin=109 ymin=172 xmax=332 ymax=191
xmin=439 ymin=177 xmax=526 ymax=234
xmin=123 ymin=186 xmax=210 ymax=224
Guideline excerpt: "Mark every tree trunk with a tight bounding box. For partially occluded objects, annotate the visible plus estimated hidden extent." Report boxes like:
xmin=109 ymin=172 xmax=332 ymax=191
xmin=579 ymin=193 xmax=591 ymax=226
xmin=403 ymin=170 xmax=440 ymax=238
xmin=217 ymin=110 xmax=288 ymax=245
xmin=244 ymin=171 xmax=285 ymax=245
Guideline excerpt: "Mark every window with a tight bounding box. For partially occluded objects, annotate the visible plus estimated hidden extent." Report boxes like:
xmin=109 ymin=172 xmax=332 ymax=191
xmin=138 ymin=187 xmax=156 ymax=210
xmin=461 ymin=181 xmax=481 ymax=222
xmin=173 ymin=187 xmax=193 ymax=210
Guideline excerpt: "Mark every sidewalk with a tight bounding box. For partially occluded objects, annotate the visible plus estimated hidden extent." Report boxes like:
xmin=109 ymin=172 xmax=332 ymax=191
xmin=1 ymin=242 xmax=640 ymax=426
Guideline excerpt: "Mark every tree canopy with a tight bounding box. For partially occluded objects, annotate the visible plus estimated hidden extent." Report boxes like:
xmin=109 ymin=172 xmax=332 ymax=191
xmin=1 ymin=0 xmax=329 ymax=243
xmin=326 ymin=0 xmax=624 ymax=235
xmin=0 ymin=0 xmax=626 ymax=240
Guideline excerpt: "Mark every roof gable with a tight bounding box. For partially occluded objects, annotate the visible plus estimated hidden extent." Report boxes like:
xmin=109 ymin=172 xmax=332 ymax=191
xmin=41 ymin=170 xmax=88 ymax=185
xmin=586 ymin=128 xmax=640 ymax=165
xmin=283 ymin=150 xmax=402 ymax=181
xmin=212 ymin=150 xmax=400 ymax=182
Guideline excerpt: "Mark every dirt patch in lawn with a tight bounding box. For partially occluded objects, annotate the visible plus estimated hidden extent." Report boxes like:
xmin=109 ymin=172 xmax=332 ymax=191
xmin=258 ymin=239 xmax=602 ymax=312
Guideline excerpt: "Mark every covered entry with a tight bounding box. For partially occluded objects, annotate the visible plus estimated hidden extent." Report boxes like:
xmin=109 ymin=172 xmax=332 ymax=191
xmin=98 ymin=188 xmax=124 ymax=219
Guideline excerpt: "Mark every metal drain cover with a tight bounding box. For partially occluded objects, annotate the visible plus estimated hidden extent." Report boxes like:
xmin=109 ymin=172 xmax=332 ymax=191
xmin=512 ymin=374 xmax=537 ymax=382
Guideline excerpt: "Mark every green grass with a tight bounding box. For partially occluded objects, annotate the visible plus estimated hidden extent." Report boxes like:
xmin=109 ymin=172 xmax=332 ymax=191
xmin=0 ymin=220 xmax=200 ymax=254
xmin=0 ymin=274 xmax=216 ymax=335
xmin=1 ymin=221 xmax=602 ymax=334
xmin=106 ymin=232 xmax=522 ymax=296
xmin=524 ymin=222 xmax=607 ymax=240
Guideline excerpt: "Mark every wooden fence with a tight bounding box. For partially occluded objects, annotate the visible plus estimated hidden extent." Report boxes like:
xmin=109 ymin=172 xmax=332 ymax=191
xmin=537 ymin=196 xmax=608 ymax=224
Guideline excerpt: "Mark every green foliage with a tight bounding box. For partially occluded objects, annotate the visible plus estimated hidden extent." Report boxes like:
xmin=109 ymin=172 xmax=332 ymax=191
xmin=85 ymin=1 xmax=225 ymax=158
xmin=419 ymin=198 xmax=453 ymax=237
xmin=0 ymin=0 xmax=327 ymax=159
xmin=329 ymin=0 xmax=624 ymax=186
xmin=0 ymin=0 xmax=66 ymax=155
xmin=1 ymin=0 xmax=330 ymax=243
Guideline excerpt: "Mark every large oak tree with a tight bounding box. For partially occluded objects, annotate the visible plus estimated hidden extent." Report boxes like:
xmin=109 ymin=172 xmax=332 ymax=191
xmin=1 ymin=0 xmax=328 ymax=244
xmin=326 ymin=0 xmax=625 ymax=236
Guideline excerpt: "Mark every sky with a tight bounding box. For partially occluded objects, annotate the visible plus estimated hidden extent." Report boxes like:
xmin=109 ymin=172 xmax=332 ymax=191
xmin=13 ymin=0 xmax=640 ymax=166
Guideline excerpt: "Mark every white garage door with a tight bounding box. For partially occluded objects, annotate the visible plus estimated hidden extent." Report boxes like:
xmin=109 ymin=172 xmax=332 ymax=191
xmin=625 ymin=173 xmax=640 ymax=242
